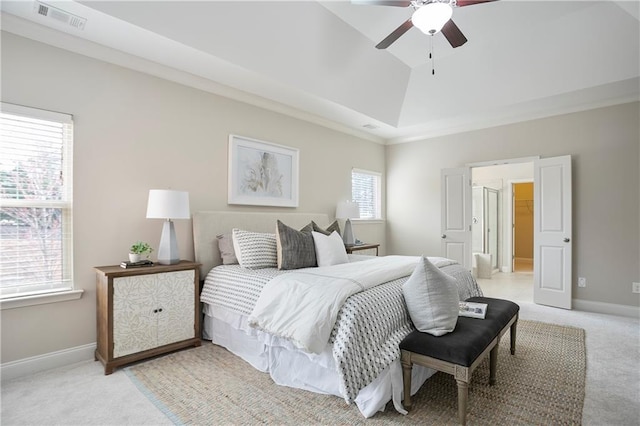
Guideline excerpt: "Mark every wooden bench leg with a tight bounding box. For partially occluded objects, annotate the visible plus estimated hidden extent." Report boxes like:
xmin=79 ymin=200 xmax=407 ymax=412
xmin=489 ymin=343 xmax=499 ymax=386
xmin=510 ymin=318 xmax=518 ymax=355
xmin=456 ymin=379 xmax=469 ymax=425
xmin=401 ymin=350 xmax=413 ymax=410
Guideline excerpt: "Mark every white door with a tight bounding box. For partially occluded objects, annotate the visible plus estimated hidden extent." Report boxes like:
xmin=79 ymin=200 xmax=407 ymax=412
xmin=533 ymin=156 xmax=572 ymax=309
xmin=441 ymin=168 xmax=472 ymax=269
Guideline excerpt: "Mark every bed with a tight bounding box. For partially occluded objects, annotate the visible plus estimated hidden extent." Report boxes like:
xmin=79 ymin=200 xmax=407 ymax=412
xmin=193 ymin=211 xmax=483 ymax=418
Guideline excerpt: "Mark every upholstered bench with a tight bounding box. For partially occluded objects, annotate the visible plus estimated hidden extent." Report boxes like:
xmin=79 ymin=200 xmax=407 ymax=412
xmin=400 ymin=297 xmax=520 ymax=425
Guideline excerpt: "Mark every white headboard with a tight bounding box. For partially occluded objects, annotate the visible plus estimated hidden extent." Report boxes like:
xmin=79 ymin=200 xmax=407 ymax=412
xmin=192 ymin=211 xmax=331 ymax=277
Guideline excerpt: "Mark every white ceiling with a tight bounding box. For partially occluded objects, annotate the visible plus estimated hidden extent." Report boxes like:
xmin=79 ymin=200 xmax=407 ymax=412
xmin=2 ymin=1 xmax=639 ymax=144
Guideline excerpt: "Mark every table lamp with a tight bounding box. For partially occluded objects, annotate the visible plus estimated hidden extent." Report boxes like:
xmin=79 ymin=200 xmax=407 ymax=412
xmin=146 ymin=189 xmax=190 ymax=265
xmin=336 ymin=200 xmax=360 ymax=245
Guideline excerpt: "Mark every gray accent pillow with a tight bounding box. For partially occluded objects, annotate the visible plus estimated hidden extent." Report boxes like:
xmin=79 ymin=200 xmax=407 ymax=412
xmin=402 ymin=256 xmax=459 ymax=336
xmin=216 ymin=233 xmax=238 ymax=265
xmin=232 ymin=228 xmax=277 ymax=269
xmin=311 ymin=220 xmax=341 ymax=236
xmin=276 ymin=220 xmax=317 ymax=270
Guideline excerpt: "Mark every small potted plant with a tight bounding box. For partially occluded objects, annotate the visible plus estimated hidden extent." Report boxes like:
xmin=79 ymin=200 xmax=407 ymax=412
xmin=129 ymin=241 xmax=153 ymax=263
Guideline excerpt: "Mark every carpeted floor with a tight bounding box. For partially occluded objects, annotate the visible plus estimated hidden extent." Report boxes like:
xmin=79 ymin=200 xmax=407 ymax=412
xmin=125 ymin=320 xmax=585 ymax=425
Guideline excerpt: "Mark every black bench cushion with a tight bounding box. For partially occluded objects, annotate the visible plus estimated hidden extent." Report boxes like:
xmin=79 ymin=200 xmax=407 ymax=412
xmin=399 ymin=297 xmax=519 ymax=367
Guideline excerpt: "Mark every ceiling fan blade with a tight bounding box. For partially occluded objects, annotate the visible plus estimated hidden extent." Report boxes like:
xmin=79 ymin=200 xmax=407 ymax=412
xmin=376 ymin=18 xmax=414 ymax=49
xmin=351 ymin=0 xmax=412 ymax=6
xmin=456 ymin=0 xmax=497 ymax=7
xmin=441 ymin=19 xmax=467 ymax=48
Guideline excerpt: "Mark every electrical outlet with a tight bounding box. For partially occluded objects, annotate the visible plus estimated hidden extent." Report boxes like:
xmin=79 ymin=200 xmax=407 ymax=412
xmin=633 ymin=282 xmax=640 ymax=294
xmin=578 ymin=277 xmax=586 ymax=288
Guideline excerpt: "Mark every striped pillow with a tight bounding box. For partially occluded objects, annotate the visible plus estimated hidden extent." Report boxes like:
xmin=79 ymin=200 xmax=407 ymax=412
xmin=232 ymin=228 xmax=277 ymax=269
xmin=276 ymin=220 xmax=317 ymax=270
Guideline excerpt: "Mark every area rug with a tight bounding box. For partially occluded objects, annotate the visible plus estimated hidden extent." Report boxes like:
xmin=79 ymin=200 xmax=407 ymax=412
xmin=125 ymin=320 xmax=585 ymax=425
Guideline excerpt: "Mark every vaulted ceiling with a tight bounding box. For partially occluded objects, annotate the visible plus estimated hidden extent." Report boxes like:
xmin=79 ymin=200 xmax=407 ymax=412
xmin=2 ymin=1 xmax=639 ymax=143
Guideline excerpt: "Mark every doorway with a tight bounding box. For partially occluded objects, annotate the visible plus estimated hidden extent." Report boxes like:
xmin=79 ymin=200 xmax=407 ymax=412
xmin=512 ymin=182 xmax=534 ymax=272
xmin=444 ymin=156 xmax=573 ymax=308
xmin=472 ymin=162 xmax=534 ymax=274
xmin=471 ymin=166 xmax=534 ymax=304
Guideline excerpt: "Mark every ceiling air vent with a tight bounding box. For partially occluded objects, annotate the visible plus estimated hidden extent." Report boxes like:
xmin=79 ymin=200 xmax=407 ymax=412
xmin=363 ymin=124 xmax=379 ymax=130
xmin=33 ymin=1 xmax=86 ymax=30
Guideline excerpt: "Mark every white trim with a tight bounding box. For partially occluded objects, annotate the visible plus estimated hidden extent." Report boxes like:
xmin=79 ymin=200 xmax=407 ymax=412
xmin=352 ymin=219 xmax=386 ymax=224
xmin=0 ymin=289 xmax=83 ymax=310
xmin=1 ymin=101 xmax=73 ymax=123
xmin=352 ymin=168 xmax=382 ymax=177
xmin=1 ymin=342 xmax=96 ymax=382
xmin=572 ymin=299 xmax=640 ymax=319
xmin=466 ymin=156 xmax=539 ymax=168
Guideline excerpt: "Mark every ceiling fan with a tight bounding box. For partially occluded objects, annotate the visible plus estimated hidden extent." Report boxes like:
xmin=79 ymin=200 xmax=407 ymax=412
xmin=354 ymin=0 xmax=496 ymax=49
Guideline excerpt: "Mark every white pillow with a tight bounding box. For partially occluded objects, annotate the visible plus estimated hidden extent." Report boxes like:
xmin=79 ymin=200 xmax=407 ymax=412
xmin=232 ymin=228 xmax=277 ymax=269
xmin=311 ymin=231 xmax=349 ymax=267
xmin=402 ymin=256 xmax=459 ymax=336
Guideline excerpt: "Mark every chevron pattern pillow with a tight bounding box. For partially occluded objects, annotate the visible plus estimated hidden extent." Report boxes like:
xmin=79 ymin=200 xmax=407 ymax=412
xmin=232 ymin=228 xmax=277 ymax=269
xmin=311 ymin=220 xmax=341 ymax=236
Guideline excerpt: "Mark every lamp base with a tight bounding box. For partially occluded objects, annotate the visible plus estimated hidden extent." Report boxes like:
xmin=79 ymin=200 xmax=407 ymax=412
xmin=343 ymin=218 xmax=356 ymax=246
xmin=157 ymin=220 xmax=180 ymax=265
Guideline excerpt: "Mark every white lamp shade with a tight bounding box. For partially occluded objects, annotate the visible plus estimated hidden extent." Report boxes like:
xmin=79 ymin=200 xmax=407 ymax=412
xmin=412 ymin=2 xmax=453 ymax=35
xmin=146 ymin=190 xmax=191 ymax=219
xmin=336 ymin=201 xmax=360 ymax=220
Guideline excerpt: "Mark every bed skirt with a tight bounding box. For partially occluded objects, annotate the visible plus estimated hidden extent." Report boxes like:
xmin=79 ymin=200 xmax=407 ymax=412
xmin=202 ymin=304 xmax=435 ymax=417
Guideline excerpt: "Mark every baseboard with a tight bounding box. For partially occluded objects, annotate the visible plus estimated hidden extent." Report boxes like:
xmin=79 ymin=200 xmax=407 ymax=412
xmin=573 ymin=299 xmax=640 ymax=318
xmin=1 ymin=343 xmax=96 ymax=382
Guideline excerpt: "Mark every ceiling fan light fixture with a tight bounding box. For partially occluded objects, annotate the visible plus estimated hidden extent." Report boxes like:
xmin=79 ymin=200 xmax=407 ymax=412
xmin=411 ymin=2 xmax=453 ymax=35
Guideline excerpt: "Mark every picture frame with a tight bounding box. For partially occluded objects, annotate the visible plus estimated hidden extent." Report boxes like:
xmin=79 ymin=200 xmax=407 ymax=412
xmin=228 ymin=135 xmax=299 ymax=207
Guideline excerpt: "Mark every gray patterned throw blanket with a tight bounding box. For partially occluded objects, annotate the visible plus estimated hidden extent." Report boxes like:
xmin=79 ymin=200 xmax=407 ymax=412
xmin=200 ymin=258 xmax=482 ymax=404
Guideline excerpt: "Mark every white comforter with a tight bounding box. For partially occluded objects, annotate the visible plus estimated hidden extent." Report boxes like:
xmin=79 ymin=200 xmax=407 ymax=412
xmin=247 ymin=255 xmax=455 ymax=354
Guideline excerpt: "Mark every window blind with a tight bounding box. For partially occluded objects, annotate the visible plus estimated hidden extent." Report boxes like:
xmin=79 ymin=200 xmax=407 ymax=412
xmin=0 ymin=103 xmax=74 ymax=298
xmin=351 ymin=169 xmax=381 ymax=220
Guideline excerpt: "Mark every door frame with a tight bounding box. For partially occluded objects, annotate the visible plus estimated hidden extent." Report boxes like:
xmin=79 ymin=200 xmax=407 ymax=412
xmin=467 ymin=156 xmax=539 ymax=274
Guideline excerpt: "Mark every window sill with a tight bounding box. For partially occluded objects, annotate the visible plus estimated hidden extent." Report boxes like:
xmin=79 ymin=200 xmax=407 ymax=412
xmin=0 ymin=289 xmax=84 ymax=310
xmin=352 ymin=219 xmax=385 ymax=224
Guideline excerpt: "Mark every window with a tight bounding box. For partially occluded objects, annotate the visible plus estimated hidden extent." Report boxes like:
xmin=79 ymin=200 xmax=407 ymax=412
xmin=0 ymin=103 xmax=74 ymax=299
xmin=351 ymin=168 xmax=382 ymax=220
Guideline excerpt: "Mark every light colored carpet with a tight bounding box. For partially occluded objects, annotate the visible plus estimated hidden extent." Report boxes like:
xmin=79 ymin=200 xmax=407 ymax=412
xmin=125 ymin=320 xmax=585 ymax=425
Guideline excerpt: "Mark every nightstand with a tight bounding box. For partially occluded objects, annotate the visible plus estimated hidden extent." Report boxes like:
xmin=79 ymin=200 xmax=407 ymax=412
xmin=345 ymin=243 xmax=380 ymax=256
xmin=94 ymin=260 xmax=201 ymax=375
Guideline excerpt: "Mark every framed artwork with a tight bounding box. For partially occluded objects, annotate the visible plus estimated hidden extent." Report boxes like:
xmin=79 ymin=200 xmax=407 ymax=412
xmin=228 ymin=135 xmax=299 ymax=207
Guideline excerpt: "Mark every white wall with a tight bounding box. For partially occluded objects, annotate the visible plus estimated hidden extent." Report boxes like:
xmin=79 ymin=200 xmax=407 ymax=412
xmin=0 ymin=32 xmax=386 ymax=364
xmin=386 ymin=102 xmax=640 ymax=310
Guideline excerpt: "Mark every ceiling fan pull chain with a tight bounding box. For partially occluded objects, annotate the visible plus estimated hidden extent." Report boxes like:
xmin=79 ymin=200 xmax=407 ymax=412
xmin=430 ymin=34 xmax=435 ymax=75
